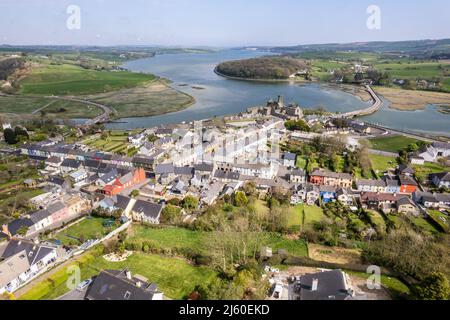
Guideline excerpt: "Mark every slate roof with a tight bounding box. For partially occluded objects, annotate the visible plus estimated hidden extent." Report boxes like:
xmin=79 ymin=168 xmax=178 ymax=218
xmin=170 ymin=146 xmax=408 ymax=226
xmin=85 ymin=269 xmax=160 ymax=300
xmin=61 ymin=159 xmax=81 ymax=169
xmin=174 ymin=166 xmax=195 ymax=176
xmin=155 ymin=163 xmax=175 ymax=175
xmin=133 ymin=201 xmax=163 ymax=220
xmin=7 ymin=218 xmax=34 ymax=236
xmin=194 ymin=163 xmax=214 ymax=173
xmin=30 ymin=201 xmax=66 ymax=224
xmin=0 ymin=239 xmax=55 ymax=265
xmin=283 ymin=152 xmax=297 ymax=161
xmin=299 ymin=270 xmax=353 ymax=300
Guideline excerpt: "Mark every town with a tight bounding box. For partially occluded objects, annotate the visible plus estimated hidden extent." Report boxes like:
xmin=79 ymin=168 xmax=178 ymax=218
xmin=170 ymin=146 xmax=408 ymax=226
xmin=0 ymin=88 xmax=449 ymax=301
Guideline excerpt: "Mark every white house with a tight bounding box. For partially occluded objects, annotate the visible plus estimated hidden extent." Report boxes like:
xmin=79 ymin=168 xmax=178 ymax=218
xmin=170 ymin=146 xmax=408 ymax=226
xmin=0 ymin=240 xmax=57 ymax=294
xmin=418 ymin=142 xmax=450 ymax=163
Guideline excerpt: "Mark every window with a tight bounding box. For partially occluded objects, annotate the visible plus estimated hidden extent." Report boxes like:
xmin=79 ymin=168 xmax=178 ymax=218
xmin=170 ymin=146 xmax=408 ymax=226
xmin=124 ymin=291 xmax=131 ymax=299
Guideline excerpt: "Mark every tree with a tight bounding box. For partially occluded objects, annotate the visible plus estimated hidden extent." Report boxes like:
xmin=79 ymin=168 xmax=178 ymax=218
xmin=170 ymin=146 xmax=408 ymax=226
xmin=415 ymin=273 xmax=450 ymax=300
xmin=130 ymin=190 xmax=140 ymax=198
xmin=233 ymin=191 xmax=249 ymax=207
xmin=3 ymin=128 xmax=17 ymax=145
xmin=285 ymin=120 xmax=310 ymax=132
xmin=183 ymin=195 xmax=199 ymax=210
xmin=242 ymin=181 xmax=257 ymax=196
xmin=161 ymin=205 xmax=183 ymax=224
xmin=17 ymin=225 xmax=29 ymax=236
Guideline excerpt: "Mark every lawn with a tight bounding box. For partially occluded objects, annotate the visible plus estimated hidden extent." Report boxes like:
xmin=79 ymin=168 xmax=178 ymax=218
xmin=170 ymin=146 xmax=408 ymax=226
xmin=127 ymin=224 xmax=309 ymax=258
xmin=369 ymin=154 xmax=397 ymax=177
xmin=428 ymin=210 xmax=449 ymax=232
xmin=367 ymin=135 xmax=421 ymax=153
xmin=19 ymin=247 xmax=217 ymax=300
xmin=0 ymin=95 xmax=53 ymax=114
xmin=43 ymin=99 xmax=103 ymax=119
xmin=413 ymin=162 xmax=450 ymax=182
xmin=411 ymin=217 xmax=440 ymax=235
xmin=366 ymin=210 xmax=387 ymax=235
xmin=20 ymin=63 xmax=156 ymax=95
xmin=296 ymin=157 xmax=307 ymax=170
xmin=53 ymin=217 xmax=117 ymax=246
xmin=291 ymin=204 xmax=326 ymax=228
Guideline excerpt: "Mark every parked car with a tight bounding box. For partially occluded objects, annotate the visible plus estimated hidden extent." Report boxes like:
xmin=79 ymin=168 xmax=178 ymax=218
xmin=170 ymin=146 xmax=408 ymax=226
xmin=271 ymin=283 xmax=283 ymax=299
xmin=77 ymin=279 xmax=92 ymax=291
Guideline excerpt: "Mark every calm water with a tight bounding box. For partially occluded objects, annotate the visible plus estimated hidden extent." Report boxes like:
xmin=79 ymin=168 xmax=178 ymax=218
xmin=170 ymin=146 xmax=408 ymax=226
xmin=105 ymin=49 xmax=449 ymax=136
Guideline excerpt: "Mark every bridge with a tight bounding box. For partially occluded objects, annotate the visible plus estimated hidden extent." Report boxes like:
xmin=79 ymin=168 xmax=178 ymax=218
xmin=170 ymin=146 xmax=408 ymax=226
xmin=333 ymin=85 xmax=383 ymax=119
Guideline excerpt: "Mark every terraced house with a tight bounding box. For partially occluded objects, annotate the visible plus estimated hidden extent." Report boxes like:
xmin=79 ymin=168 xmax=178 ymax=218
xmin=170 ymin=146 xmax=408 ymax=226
xmin=309 ymin=169 xmax=352 ymax=188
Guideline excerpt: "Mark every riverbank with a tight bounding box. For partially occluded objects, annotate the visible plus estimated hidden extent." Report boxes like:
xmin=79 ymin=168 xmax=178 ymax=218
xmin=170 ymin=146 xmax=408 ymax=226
xmin=214 ymin=66 xmax=311 ymax=83
xmin=373 ymin=87 xmax=450 ymax=111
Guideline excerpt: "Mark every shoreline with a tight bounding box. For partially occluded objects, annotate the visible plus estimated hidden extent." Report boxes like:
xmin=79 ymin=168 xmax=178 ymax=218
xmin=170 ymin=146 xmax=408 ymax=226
xmin=213 ymin=67 xmax=311 ymax=83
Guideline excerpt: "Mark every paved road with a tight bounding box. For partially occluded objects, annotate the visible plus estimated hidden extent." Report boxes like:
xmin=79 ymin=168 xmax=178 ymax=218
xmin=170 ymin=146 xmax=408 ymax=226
xmin=45 ymin=96 xmax=116 ymax=126
xmin=58 ymin=288 xmax=87 ymax=300
xmin=368 ymin=149 xmax=399 ymax=157
xmin=334 ymin=85 xmax=382 ymax=119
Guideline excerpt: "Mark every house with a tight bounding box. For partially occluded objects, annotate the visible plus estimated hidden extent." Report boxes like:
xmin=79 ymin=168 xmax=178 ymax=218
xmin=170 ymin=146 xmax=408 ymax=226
xmin=60 ymin=159 xmax=82 ymax=174
xmin=29 ymin=201 xmax=69 ymax=234
xmin=217 ymin=162 xmax=279 ymax=180
xmin=360 ymin=192 xmax=404 ymax=213
xmin=296 ymin=270 xmax=354 ymax=300
xmin=397 ymin=165 xmax=415 ymax=177
xmin=132 ymin=156 xmax=154 ymax=171
xmin=435 ymin=193 xmax=450 ymax=208
xmin=289 ymin=169 xmax=306 ymax=184
xmin=356 ymin=179 xmax=386 ymax=193
xmin=396 ymin=197 xmax=419 ymax=216
xmin=410 ymin=156 xmax=425 ymax=166
xmin=44 ymin=156 xmax=62 ymax=169
xmin=413 ymin=191 xmax=440 ymax=209
xmin=103 ymin=168 xmax=146 ymax=197
xmin=384 ymin=177 xmax=401 ymax=194
xmin=310 ymin=169 xmax=352 ymax=188
xmin=2 ymin=218 xmax=34 ymax=238
xmin=282 ymin=152 xmax=297 ymax=167
xmin=131 ymin=200 xmax=163 ymax=224
xmin=85 ymin=269 xmax=163 ymax=300
xmin=98 ymin=195 xmax=134 ymax=216
xmin=138 ymin=142 xmax=155 ymax=157
xmin=418 ymin=142 xmax=450 ymax=163
xmin=95 ymin=169 xmax=119 ymax=187
xmin=0 ymin=239 xmax=57 ymax=294
xmin=69 ymin=169 xmax=88 ymax=184
xmin=399 ymin=175 xmax=418 ymax=194
xmin=430 ymin=172 xmax=450 ymax=189
xmin=290 ymin=185 xmax=307 ymax=205
xmin=155 ymin=163 xmax=175 ymax=185
xmin=336 ymin=188 xmax=355 ymax=206
xmin=128 ymin=132 xmax=146 ymax=147
xmin=320 ymin=185 xmax=337 ymax=204
xmin=305 ymin=184 xmax=320 ymax=206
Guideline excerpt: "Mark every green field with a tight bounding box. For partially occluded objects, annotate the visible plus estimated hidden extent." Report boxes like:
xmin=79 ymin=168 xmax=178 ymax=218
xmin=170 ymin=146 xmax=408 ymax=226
xmin=19 ymin=248 xmax=217 ymax=300
xmin=369 ymin=154 xmax=397 ymax=176
xmin=366 ymin=210 xmax=387 ymax=235
xmin=53 ymin=217 xmax=117 ymax=246
xmin=0 ymin=95 xmax=53 ymax=115
xmin=20 ymin=63 xmax=156 ymax=95
xmin=411 ymin=216 xmax=440 ymax=235
xmin=43 ymin=100 xmax=103 ymax=119
xmin=127 ymin=225 xmax=308 ymax=258
xmin=367 ymin=136 xmax=422 ymax=153
xmin=291 ymin=205 xmax=326 ymax=228
xmin=413 ymin=162 xmax=450 ymax=182
xmin=428 ymin=210 xmax=449 ymax=232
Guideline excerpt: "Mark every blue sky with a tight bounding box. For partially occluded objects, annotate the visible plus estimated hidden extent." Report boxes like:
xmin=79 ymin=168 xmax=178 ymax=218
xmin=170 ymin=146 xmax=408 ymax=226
xmin=1 ymin=0 xmax=449 ymax=46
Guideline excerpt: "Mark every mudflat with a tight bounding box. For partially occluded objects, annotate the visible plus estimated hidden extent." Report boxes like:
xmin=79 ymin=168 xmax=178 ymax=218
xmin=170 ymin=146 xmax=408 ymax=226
xmin=374 ymin=87 xmax=450 ymax=111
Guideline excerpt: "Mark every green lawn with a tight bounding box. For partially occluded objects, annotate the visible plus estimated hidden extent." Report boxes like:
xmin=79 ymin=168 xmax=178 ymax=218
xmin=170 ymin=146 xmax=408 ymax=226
xmin=53 ymin=217 xmax=117 ymax=246
xmin=127 ymin=225 xmax=308 ymax=258
xmin=411 ymin=217 xmax=440 ymax=235
xmin=292 ymin=204 xmax=326 ymax=228
xmin=367 ymin=136 xmax=421 ymax=153
xmin=413 ymin=162 xmax=450 ymax=182
xmin=43 ymin=100 xmax=103 ymax=119
xmin=20 ymin=63 xmax=156 ymax=95
xmin=369 ymin=154 xmax=397 ymax=177
xmin=366 ymin=210 xmax=387 ymax=235
xmin=428 ymin=210 xmax=449 ymax=232
xmin=296 ymin=157 xmax=307 ymax=170
xmin=19 ymin=248 xmax=217 ymax=300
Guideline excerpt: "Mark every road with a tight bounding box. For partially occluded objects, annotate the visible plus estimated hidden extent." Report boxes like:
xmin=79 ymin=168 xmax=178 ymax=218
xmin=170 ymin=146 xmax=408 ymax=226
xmin=334 ymin=85 xmax=383 ymax=119
xmin=44 ymin=96 xmax=116 ymax=126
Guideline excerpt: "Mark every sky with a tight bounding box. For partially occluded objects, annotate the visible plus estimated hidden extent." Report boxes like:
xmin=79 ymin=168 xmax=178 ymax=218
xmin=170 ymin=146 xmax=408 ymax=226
xmin=1 ymin=0 xmax=449 ymax=47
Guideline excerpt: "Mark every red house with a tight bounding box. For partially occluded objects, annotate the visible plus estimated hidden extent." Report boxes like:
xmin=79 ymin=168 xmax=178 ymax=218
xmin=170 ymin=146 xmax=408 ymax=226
xmin=399 ymin=175 xmax=418 ymax=194
xmin=103 ymin=168 xmax=146 ymax=196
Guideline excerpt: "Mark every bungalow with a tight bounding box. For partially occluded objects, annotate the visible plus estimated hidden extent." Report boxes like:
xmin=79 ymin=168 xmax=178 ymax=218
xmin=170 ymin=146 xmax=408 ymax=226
xmin=320 ymin=185 xmax=337 ymax=204
xmin=356 ymin=179 xmax=386 ymax=193
xmin=396 ymin=197 xmax=419 ymax=216
xmin=131 ymin=200 xmax=163 ymax=224
xmin=399 ymin=175 xmax=418 ymax=194
xmin=85 ymin=269 xmax=163 ymax=300
xmin=296 ymin=269 xmax=354 ymax=300
xmin=310 ymin=169 xmax=352 ymax=188
xmin=0 ymin=239 xmax=57 ymax=294
xmin=430 ymin=172 xmax=450 ymax=189
xmin=103 ymin=168 xmax=146 ymax=197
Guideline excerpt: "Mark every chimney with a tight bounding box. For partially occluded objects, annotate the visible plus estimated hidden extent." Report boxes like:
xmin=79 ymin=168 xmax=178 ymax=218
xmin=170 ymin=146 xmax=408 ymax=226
xmin=136 ymin=281 xmax=142 ymax=288
xmin=311 ymin=279 xmax=319 ymax=291
xmin=126 ymin=270 xmax=132 ymax=280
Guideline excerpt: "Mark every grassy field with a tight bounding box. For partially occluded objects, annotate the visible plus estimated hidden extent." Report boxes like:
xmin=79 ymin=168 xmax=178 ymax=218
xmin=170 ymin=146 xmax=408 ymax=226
xmin=0 ymin=95 xmax=52 ymax=115
xmin=127 ymin=225 xmax=308 ymax=258
xmin=411 ymin=216 xmax=440 ymax=235
xmin=428 ymin=210 xmax=449 ymax=232
xmin=20 ymin=63 xmax=156 ymax=95
xmin=83 ymin=132 xmax=132 ymax=154
xmin=367 ymin=135 xmax=421 ymax=153
xmin=43 ymin=100 xmax=103 ymax=119
xmin=413 ymin=162 xmax=450 ymax=182
xmin=296 ymin=157 xmax=307 ymax=170
xmin=369 ymin=154 xmax=397 ymax=177
xmin=366 ymin=210 xmax=387 ymax=235
xmin=291 ymin=205 xmax=326 ymax=228
xmin=84 ymin=81 xmax=195 ymax=118
xmin=53 ymin=217 xmax=117 ymax=246
xmin=19 ymin=247 xmax=217 ymax=300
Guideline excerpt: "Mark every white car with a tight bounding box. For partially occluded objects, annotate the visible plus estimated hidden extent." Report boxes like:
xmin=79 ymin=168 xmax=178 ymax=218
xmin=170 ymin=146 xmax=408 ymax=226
xmin=77 ymin=279 xmax=92 ymax=291
xmin=272 ymin=283 xmax=284 ymax=299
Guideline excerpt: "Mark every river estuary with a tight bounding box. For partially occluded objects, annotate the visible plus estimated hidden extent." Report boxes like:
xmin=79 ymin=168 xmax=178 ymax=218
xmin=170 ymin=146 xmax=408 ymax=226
xmin=105 ymin=49 xmax=449 ymax=136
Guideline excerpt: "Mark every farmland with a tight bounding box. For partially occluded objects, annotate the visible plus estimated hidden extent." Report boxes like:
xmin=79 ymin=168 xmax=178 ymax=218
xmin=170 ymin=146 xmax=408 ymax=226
xmin=367 ymin=135 xmax=422 ymax=153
